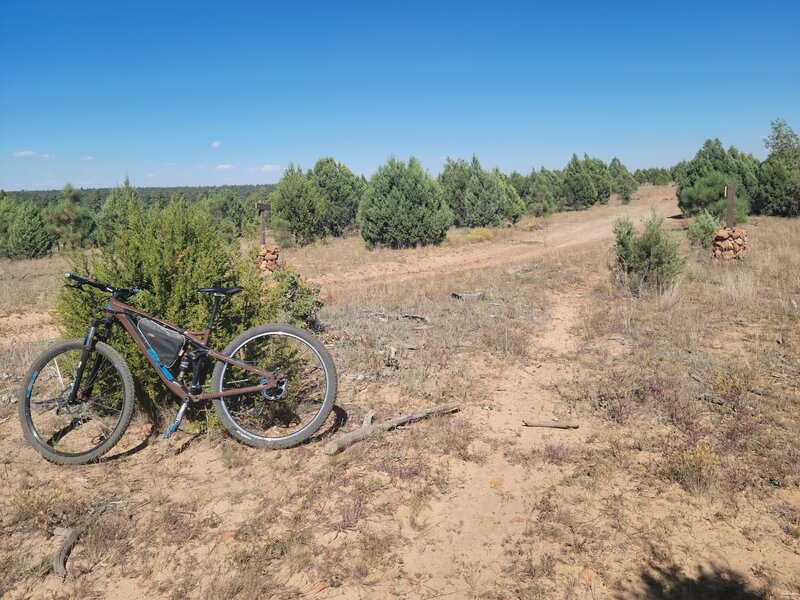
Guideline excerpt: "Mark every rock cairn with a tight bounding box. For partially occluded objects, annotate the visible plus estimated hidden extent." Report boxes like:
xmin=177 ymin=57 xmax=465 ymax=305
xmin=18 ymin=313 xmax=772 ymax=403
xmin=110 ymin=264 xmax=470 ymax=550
xmin=258 ymin=244 xmax=280 ymax=273
xmin=712 ymin=227 xmax=748 ymax=260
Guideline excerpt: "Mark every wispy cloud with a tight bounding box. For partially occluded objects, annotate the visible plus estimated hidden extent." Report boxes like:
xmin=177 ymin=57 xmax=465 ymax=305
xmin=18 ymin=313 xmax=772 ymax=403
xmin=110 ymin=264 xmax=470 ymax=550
xmin=82 ymin=156 xmax=94 ymax=161
xmin=13 ymin=150 xmax=36 ymax=157
xmin=259 ymin=164 xmax=283 ymax=173
xmin=214 ymin=164 xmax=235 ymax=171
xmin=40 ymin=153 xmax=55 ymax=159
xmin=211 ymin=141 xmax=221 ymax=148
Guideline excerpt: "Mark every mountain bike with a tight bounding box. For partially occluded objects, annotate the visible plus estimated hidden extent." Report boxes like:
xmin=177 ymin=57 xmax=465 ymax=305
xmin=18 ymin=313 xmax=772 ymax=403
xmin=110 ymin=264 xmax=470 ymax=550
xmin=18 ymin=273 xmax=337 ymax=465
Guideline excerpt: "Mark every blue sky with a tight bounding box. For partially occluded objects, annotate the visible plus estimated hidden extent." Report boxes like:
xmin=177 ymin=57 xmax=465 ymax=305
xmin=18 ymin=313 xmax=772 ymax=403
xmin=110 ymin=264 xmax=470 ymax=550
xmin=1 ymin=0 xmax=798 ymax=191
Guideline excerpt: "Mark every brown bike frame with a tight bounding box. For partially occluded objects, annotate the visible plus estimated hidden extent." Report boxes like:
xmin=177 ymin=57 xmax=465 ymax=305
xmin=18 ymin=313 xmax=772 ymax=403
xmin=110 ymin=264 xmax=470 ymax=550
xmin=105 ymin=297 xmax=276 ymax=403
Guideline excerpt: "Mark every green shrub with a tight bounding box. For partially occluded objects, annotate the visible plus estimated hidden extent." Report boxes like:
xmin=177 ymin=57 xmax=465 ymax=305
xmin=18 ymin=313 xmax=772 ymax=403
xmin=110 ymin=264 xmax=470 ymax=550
xmin=357 ymin=156 xmax=453 ymax=248
xmin=56 ymin=188 xmax=321 ymax=407
xmin=679 ymin=171 xmax=749 ymax=223
xmin=613 ymin=213 xmax=686 ymax=297
xmin=269 ymin=164 xmax=326 ymax=245
xmin=4 ymin=201 xmax=55 ymax=259
xmin=687 ymin=211 xmax=724 ymax=249
xmin=609 ymin=157 xmax=637 ymax=204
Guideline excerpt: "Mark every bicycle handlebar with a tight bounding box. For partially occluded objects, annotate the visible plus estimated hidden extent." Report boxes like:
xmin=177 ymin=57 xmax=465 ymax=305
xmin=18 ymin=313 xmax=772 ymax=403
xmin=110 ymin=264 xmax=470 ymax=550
xmin=65 ymin=272 xmax=141 ymax=300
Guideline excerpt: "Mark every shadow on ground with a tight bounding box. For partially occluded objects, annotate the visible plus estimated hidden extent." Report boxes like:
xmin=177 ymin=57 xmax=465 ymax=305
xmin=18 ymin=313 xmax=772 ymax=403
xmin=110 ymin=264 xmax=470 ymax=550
xmin=620 ymin=563 xmax=768 ymax=600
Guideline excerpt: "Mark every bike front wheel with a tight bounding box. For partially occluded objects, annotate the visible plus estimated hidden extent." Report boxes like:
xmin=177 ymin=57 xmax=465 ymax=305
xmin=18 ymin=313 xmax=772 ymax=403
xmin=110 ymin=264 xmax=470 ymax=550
xmin=211 ymin=324 xmax=337 ymax=449
xmin=18 ymin=339 xmax=135 ymax=465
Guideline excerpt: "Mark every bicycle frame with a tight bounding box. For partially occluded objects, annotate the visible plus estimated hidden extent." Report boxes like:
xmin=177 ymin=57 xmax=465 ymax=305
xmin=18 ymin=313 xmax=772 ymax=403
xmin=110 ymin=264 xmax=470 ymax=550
xmin=92 ymin=296 xmax=277 ymax=403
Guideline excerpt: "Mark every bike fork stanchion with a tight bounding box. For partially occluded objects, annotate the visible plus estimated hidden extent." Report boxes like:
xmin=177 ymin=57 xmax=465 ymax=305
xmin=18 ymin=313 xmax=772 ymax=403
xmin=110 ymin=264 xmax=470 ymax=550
xmin=164 ymin=396 xmax=191 ymax=439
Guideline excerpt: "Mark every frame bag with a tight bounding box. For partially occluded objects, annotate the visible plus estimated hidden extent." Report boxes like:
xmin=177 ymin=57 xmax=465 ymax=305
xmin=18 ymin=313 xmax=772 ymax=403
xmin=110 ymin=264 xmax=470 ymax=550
xmin=137 ymin=318 xmax=185 ymax=367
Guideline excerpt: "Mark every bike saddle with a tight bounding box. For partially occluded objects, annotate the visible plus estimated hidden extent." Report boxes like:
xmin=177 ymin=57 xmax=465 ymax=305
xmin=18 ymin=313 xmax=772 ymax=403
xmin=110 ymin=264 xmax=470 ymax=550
xmin=197 ymin=285 xmax=243 ymax=296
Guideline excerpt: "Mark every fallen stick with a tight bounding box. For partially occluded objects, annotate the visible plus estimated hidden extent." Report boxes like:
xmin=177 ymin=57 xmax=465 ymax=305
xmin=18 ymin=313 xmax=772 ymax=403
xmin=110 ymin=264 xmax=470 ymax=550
xmin=522 ymin=420 xmax=579 ymax=429
xmin=451 ymin=291 xmax=486 ymax=301
xmin=53 ymin=506 xmax=107 ymax=582
xmin=323 ymin=401 xmax=462 ymax=455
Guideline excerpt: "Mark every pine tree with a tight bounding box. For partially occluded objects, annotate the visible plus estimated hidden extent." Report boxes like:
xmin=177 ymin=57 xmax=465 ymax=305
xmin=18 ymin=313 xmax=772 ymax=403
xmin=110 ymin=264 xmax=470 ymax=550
xmin=5 ymin=201 xmax=54 ymax=259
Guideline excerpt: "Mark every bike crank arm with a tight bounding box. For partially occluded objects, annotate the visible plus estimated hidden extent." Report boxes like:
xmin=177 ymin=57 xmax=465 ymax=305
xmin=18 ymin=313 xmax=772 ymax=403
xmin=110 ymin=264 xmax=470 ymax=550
xmin=163 ymin=397 xmax=191 ymax=439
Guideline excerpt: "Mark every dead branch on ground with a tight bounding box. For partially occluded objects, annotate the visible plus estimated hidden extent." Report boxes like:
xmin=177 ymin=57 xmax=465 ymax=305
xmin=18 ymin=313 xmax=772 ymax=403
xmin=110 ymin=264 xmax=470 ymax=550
xmin=522 ymin=420 xmax=579 ymax=429
xmin=322 ymin=401 xmax=462 ymax=455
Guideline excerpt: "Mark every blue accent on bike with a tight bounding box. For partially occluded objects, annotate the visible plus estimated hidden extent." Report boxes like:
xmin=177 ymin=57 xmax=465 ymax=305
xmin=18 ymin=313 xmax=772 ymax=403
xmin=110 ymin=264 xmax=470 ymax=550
xmin=163 ymin=421 xmax=180 ymax=439
xmin=147 ymin=349 xmax=175 ymax=381
xmin=26 ymin=370 xmax=39 ymax=400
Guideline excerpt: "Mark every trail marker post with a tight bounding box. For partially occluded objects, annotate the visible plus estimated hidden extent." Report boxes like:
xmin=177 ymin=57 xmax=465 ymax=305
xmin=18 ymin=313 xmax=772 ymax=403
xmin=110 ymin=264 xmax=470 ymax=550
xmin=725 ymin=181 xmax=736 ymax=229
xmin=256 ymin=202 xmax=269 ymax=245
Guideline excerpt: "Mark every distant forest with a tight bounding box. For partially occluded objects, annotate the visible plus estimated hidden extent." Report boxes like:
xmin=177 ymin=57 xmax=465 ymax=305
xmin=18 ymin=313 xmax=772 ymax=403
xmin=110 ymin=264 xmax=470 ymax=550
xmin=3 ymin=184 xmax=276 ymax=210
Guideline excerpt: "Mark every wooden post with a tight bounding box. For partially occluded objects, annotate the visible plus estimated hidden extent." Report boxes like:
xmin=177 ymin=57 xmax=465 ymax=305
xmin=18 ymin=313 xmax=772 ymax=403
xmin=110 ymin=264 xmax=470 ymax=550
xmin=725 ymin=181 xmax=736 ymax=229
xmin=256 ymin=202 xmax=268 ymax=245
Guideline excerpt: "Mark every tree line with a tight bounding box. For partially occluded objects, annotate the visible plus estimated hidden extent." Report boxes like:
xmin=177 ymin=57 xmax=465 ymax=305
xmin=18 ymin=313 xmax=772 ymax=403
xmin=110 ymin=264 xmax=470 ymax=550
xmin=1 ymin=117 xmax=797 ymax=259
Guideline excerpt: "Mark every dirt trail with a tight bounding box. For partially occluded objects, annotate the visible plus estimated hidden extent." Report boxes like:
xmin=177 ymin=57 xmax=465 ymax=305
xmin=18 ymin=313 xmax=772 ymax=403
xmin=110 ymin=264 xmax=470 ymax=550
xmin=381 ymin=286 xmax=599 ymax=597
xmin=314 ymin=186 xmax=678 ymax=296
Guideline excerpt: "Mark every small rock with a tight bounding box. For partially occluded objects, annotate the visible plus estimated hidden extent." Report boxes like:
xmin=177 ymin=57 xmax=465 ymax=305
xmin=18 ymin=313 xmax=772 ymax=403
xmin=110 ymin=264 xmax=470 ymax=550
xmin=0 ymin=393 xmax=17 ymax=404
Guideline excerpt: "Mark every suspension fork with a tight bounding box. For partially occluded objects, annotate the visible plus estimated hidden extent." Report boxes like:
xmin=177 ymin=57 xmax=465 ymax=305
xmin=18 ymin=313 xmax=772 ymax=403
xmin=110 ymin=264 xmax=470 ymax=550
xmin=67 ymin=318 xmax=112 ymax=403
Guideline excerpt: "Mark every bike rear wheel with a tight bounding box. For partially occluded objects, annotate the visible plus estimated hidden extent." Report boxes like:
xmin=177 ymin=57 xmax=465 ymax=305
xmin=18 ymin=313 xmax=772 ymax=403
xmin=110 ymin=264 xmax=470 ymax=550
xmin=211 ymin=324 xmax=337 ymax=449
xmin=18 ymin=339 xmax=135 ymax=465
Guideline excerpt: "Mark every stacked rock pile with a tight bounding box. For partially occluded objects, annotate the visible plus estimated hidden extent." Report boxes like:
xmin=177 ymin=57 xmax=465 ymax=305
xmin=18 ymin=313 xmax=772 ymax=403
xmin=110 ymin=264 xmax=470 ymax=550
xmin=258 ymin=244 xmax=280 ymax=272
xmin=712 ymin=228 xmax=748 ymax=260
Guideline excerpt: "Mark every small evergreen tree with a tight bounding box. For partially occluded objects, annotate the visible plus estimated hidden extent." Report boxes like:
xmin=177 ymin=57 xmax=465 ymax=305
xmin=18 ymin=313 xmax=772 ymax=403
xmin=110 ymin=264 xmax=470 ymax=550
xmin=526 ymin=168 xmax=559 ymax=215
xmin=95 ymin=178 xmax=139 ymax=245
xmin=583 ymin=154 xmax=613 ymax=204
xmin=753 ymin=155 xmax=800 ymax=217
xmin=464 ymin=156 xmax=506 ymax=227
xmin=562 ymin=154 xmax=597 ymax=209
xmin=609 ymin=157 xmax=638 ymax=204
xmin=438 ymin=157 xmax=472 ymax=226
xmin=312 ymin=157 xmax=365 ymax=236
xmin=0 ymin=197 xmax=20 ymax=258
xmin=679 ymin=171 xmax=748 ymax=222
xmin=5 ymin=201 xmax=55 ymax=259
xmin=44 ymin=183 xmax=96 ymax=248
xmin=496 ymin=169 xmax=525 ymax=223
xmin=753 ymin=119 xmax=800 ymax=217
xmin=507 ymin=171 xmax=528 ymax=199
xmin=358 ymin=156 xmax=453 ymax=248
xmin=270 ymin=164 xmax=326 ymax=245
